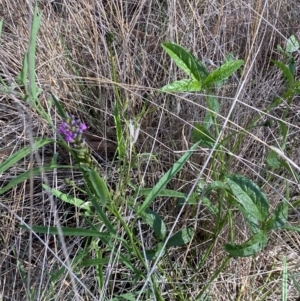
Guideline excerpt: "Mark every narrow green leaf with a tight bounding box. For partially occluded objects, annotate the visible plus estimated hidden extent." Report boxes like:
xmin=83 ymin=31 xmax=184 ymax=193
xmin=167 ymin=227 xmax=195 ymax=247
xmin=140 ymin=208 xmax=167 ymax=240
xmin=272 ymin=60 xmax=294 ymax=87
xmin=0 ymin=138 xmax=53 ymax=174
xmin=286 ymin=35 xmax=299 ymax=53
xmin=0 ymin=164 xmax=71 ymax=195
xmin=51 ymin=93 xmax=67 ymax=119
xmin=281 ymin=225 xmax=300 ymax=232
xmin=162 ymin=42 xmax=204 ymax=82
xmin=265 ymin=201 xmax=288 ymax=230
xmin=22 ymin=225 xmax=112 ymax=238
xmin=88 ymin=169 xmax=111 ymax=205
xmin=223 ymin=231 xmax=268 ymax=257
xmin=80 ymin=258 xmax=110 ymax=267
xmin=0 ymin=20 xmax=3 ymax=39
xmin=138 ymin=188 xmax=187 ymax=199
xmin=137 ymin=142 xmax=199 ymax=215
xmin=42 ymin=184 xmax=91 ymax=212
xmin=160 ymin=78 xmax=201 ymax=92
xmin=203 ymin=60 xmax=244 ymax=89
xmin=27 ymin=5 xmax=43 ymax=102
xmin=16 ymin=52 xmax=28 ymax=87
xmin=282 ymin=256 xmax=288 ymax=301
xmin=191 ymin=123 xmax=215 ymax=147
xmin=226 ymin=174 xmax=269 ymax=221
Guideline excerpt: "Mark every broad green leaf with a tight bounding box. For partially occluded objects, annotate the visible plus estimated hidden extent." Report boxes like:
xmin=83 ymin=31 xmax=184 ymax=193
xmin=266 ymin=150 xmax=281 ymax=168
xmin=226 ymin=174 xmax=269 ymax=221
xmin=22 ymin=225 xmax=112 ymax=238
xmin=0 ymin=164 xmax=71 ymax=195
xmin=110 ymin=292 xmax=140 ymax=301
xmin=137 ymin=142 xmax=199 ymax=215
xmin=206 ymin=95 xmax=220 ymax=114
xmin=160 ymin=78 xmax=201 ymax=92
xmin=272 ymin=60 xmax=294 ymax=87
xmin=145 ymin=242 xmax=165 ymax=261
xmin=191 ymin=123 xmax=216 ymax=147
xmin=140 ymin=208 xmax=167 ymax=240
xmin=286 ymin=35 xmax=299 ymax=53
xmin=265 ymin=201 xmax=288 ymax=230
xmin=161 ymin=42 xmax=204 ymax=82
xmin=88 ymin=169 xmax=111 ymax=205
xmin=0 ymin=138 xmax=53 ymax=173
xmin=203 ymin=60 xmax=244 ymax=89
xmin=223 ymin=230 xmax=268 ymax=257
xmin=194 ymin=58 xmax=209 ymax=82
xmin=176 ymin=192 xmax=201 ymax=205
xmin=42 ymin=184 xmax=91 ymax=212
xmin=167 ymin=227 xmax=195 ymax=247
xmin=288 ymin=57 xmax=296 ymax=77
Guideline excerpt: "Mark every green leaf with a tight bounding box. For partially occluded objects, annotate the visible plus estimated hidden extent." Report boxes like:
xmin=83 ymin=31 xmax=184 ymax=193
xmin=167 ymin=227 xmax=195 ymax=247
xmin=88 ymin=169 xmax=111 ymax=205
xmin=205 ymin=181 xmax=230 ymax=195
xmin=0 ymin=164 xmax=71 ymax=195
xmin=226 ymin=174 xmax=269 ymax=221
xmin=281 ymin=225 xmax=300 ymax=232
xmin=282 ymin=256 xmax=288 ymax=301
xmin=145 ymin=242 xmax=165 ymax=261
xmin=272 ymin=60 xmax=294 ymax=87
xmin=0 ymin=20 xmax=3 ymax=39
xmin=223 ymin=230 xmax=268 ymax=257
xmin=265 ymin=201 xmax=288 ymax=230
xmin=160 ymin=78 xmax=201 ymax=92
xmin=161 ymin=42 xmax=206 ymax=82
xmin=0 ymin=138 xmax=53 ymax=174
xmin=51 ymin=93 xmax=67 ymax=119
xmin=266 ymin=150 xmax=281 ymax=169
xmin=203 ymin=60 xmax=244 ymax=89
xmin=21 ymin=225 xmax=112 ymax=238
xmin=286 ymin=35 xmax=299 ymax=53
xmin=42 ymin=184 xmax=91 ymax=212
xmin=191 ymin=123 xmax=216 ymax=147
xmin=138 ymin=188 xmax=187 ymax=199
xmin=80 ymin=258 xmax=110 ymax=267
xmin=140 ymin=208 xmax=167 ymax=240
xmin=201 ymin=197 xmax=219 ymax=215
xmin=137 ymin=142 xmax=199 ymax=215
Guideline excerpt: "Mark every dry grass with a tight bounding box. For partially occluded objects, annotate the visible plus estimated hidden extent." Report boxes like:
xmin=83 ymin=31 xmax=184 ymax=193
xmin=1 ymin=0 xmax=300 ymax=300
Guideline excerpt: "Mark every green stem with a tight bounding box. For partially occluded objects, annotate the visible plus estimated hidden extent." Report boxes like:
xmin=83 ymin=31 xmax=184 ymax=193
xmin=196 ymin=255 xmax=231 ymax=300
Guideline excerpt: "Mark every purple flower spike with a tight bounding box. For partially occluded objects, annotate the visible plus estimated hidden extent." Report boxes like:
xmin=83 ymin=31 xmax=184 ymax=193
xmin=58 ymin=116 xmax=87 ymax=144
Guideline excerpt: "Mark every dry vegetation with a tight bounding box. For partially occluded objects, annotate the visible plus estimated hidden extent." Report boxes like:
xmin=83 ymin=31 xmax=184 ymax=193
xmin=1 ymin=0 xmax=300 ymax=300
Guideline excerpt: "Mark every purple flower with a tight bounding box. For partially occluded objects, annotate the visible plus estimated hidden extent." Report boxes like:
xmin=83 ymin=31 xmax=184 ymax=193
xmin=58 ymin=115 xmax=87 ymax=143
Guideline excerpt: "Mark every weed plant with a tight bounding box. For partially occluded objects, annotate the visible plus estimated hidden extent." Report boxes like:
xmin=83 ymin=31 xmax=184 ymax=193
xmin=1 ymin=1 xmax=300 ymax=301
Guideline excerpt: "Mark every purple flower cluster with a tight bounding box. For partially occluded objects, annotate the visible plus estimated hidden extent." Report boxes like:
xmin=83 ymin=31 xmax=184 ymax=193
xmin=58 ymin=115 xmax=87 ymax=143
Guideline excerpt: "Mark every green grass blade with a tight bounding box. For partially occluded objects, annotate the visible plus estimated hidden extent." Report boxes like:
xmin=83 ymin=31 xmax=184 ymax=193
xmin=22 ymin=225 xmax=112 ymax=238
xmin=0 ymin=164 xmax=72 ymax=195
xmin=27 ymin=4 xmax=43 ymax=103
xmin=137 ymin=142 xmax=199 ymax=215
xmin=282 ymin=256 xmax=288 ymax=301
xmin=0 ymin=138 xmax=53 ymax=174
